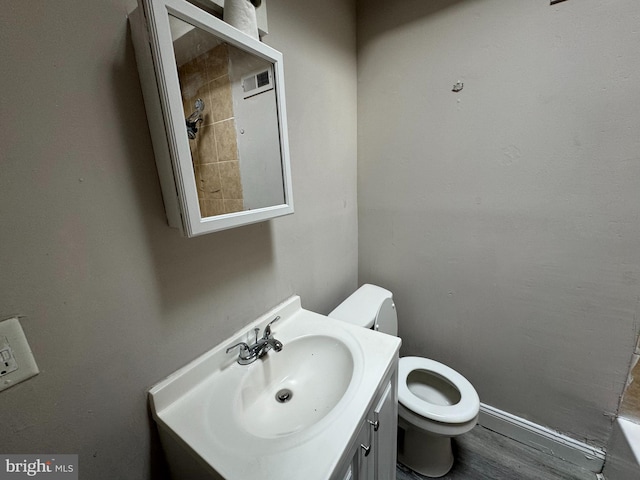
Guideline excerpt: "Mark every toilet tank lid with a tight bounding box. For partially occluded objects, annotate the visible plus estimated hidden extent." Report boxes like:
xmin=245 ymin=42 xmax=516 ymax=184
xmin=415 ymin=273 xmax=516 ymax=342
xmin=328 ymin=284 xmax=393 ymax=329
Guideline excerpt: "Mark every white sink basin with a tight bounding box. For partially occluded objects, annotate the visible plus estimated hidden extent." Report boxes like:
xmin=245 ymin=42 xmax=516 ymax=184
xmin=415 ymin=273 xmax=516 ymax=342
xmin=201 ymin=321 xmax=364 ymax=454
xmin=238 ymin=334 xmax=354 ymax=438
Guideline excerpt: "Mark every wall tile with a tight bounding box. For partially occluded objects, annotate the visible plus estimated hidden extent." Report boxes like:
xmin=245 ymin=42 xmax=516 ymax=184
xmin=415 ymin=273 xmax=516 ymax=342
xmin=194 ymin=163 xmax=222 ymax=199
xmin=215 ymin=119 xmax=239 ymax=162
xmin=204 ymin=44 xmax=229 ymax=82
xmin=176 ymin=40 xmax=242 ymax=217
xmin=207 ymin=76 xmax=234 ymax=123
xmin=199 ymin=198 xmax=226 ymax=218
xmin=195 ymin=125 xmax=217 ymax=165
xmin=219 ymin=161 xmax=243 ymax=200
xmin=224 ymin=199 xmax=244 ymax=214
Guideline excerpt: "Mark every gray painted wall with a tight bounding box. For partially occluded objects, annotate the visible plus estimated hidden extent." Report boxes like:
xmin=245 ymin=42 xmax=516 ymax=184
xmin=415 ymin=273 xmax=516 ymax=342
xmin=0 ymin=0 xmax=357 ymax=478
xmin=357 ymin=0 xmax=640 ymax=446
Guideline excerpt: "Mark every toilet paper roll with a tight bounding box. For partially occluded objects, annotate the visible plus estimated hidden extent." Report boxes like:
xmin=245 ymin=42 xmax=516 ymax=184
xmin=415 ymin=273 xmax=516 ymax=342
xmin=223 ymin=0 xmax=259 ymax=40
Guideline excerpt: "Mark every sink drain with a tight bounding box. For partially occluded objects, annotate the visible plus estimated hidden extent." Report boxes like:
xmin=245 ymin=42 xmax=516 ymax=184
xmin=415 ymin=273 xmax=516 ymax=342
xmin=275 ymin=388 xmax=293 ymax=403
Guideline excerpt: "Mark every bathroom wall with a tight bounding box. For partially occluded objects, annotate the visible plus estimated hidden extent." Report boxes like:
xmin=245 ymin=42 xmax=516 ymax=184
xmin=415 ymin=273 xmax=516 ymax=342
xmin=357 ymin=0 xmax=640 ymax=447
xmin=0 ymin=0 xmax=357 ymax=478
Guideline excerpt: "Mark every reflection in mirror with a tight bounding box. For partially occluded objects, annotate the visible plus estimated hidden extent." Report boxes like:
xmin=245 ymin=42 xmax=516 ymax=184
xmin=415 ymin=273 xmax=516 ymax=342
xmin=168 ymin=15 xmax=285 ymax=219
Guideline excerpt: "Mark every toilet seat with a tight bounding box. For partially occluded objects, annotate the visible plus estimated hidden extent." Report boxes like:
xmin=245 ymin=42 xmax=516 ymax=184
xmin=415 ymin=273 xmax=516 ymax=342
xmin=398 ymin=356 xmax=479 ymax=424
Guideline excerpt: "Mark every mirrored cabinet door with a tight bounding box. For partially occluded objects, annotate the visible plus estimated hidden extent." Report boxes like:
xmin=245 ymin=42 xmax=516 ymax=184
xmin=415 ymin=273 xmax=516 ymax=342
xmin=130 ymin=0 xmax=293 ymax=237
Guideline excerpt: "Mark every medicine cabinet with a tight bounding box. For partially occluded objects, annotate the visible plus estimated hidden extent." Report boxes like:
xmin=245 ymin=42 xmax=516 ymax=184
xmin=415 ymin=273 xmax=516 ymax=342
xmin=130 ymin=0 xmax=293 ymax=236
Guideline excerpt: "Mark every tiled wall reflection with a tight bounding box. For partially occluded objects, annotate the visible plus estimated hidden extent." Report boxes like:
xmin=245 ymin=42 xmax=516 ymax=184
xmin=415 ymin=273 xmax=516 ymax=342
xmin=178 ymin=43 xmax=244 ymax=217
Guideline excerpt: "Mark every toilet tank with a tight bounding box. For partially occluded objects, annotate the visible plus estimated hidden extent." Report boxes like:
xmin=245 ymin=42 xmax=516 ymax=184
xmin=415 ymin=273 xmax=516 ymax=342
xmin=328 ymin=284 xmax=398 ymax=336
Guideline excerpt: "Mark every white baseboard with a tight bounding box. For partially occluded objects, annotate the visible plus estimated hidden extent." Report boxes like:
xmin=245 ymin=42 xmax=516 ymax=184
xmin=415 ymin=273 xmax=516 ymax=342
xmin=478 ymin=403 xmax=605 ymax=473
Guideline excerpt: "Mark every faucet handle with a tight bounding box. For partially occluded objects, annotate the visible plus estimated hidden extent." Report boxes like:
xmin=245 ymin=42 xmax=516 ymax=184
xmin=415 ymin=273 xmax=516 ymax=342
xmin=264 ymin=316 xmax=281 ymax=338
xmin=226 ymin=342 xmax=257 ymax=365
xmin=226 ymin=342 xmax=250 ymax=355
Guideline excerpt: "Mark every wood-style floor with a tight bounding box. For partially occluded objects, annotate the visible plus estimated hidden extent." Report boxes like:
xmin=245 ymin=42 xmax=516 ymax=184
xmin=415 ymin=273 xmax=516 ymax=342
xmin=396 ymin=425 xmax=597 ymax=480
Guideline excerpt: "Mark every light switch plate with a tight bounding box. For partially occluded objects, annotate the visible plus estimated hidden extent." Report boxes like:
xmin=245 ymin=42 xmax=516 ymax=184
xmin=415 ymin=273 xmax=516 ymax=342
xmin=0 ymin=317 xmax=39 ymax=392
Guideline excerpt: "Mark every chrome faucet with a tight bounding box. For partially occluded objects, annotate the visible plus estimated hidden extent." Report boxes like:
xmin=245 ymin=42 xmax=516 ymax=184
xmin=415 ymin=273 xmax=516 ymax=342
xmin=226 ymin=316 xmax=283 ymax=365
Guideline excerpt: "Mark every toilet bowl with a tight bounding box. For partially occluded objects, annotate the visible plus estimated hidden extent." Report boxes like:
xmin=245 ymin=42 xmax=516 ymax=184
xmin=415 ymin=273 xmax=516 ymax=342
xmin=329 ymin=284 xmax=480 ymax=478
xmin=397 ymin=356 xmax=479 ymax=477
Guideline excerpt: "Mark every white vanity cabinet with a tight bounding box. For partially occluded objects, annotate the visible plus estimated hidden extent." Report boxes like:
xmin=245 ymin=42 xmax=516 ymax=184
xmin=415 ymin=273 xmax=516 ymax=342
xmin=337 ymin=364 xmax=398 ymax=480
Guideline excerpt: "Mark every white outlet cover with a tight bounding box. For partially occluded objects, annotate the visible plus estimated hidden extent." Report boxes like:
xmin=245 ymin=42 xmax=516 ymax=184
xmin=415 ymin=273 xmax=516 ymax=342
xmin=0 ymin=317 xmax=39 ymax=392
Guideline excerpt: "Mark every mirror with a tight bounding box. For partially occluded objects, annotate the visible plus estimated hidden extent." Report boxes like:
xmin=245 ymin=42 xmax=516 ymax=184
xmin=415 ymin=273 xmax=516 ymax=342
xmin=130 ymin=0 xmax=293 ymax=236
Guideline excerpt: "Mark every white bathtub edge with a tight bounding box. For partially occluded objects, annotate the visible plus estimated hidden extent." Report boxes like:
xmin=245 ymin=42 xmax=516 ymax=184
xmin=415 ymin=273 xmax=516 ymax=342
xmin=602 ymin=417 xmax=640 ymax=480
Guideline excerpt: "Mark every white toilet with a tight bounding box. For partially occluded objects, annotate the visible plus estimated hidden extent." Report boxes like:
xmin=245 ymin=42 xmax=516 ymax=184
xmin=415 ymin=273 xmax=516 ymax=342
xmin=329 ymin=284 xmax=480 ymax=478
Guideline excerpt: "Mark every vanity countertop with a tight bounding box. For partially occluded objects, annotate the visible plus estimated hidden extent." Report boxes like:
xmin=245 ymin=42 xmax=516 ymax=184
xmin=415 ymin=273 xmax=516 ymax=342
xmin=149 ymin=295 xmax=401 ymax=479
